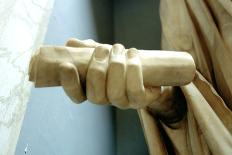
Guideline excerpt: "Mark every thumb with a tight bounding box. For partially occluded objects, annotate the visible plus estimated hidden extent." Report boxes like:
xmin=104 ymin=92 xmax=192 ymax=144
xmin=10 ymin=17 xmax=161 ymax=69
xmin=65 ymin=38 xmax=111 ymax=49
xmin=59 ymin=62 xmax=86 ymax=103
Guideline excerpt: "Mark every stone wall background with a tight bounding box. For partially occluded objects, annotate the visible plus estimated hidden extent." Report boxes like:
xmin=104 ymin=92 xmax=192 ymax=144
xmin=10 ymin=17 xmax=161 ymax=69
xmin=0 ymin=0 xmax=54 ymax=154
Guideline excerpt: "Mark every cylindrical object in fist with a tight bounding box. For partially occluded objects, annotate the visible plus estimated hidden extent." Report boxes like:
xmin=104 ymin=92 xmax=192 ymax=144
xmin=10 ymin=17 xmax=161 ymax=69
xmin=29 ymin=46 xmax=195 ymax=87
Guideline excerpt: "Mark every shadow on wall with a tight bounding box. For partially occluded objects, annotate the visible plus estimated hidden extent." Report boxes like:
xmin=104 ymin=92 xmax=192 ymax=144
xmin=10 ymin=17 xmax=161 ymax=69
xmin=113 ymin=0 xmax=161 ymax=155
xmin=113 ymin=0 xmax=161 ymax=49
xmin=90 ymin=0 xmax=114 ymax=44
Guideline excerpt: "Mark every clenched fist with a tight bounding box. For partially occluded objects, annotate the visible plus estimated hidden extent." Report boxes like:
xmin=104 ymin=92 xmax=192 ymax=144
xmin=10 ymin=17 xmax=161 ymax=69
xmin=59 ymin=38 xmax=161 ymax=109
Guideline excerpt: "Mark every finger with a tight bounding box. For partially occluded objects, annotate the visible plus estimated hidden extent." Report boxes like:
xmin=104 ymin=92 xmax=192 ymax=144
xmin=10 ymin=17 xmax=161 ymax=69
xmin=148 ymin=86 xmax=174 ymax=113
xmin=107 ymin=44 xmax=128 ymax=109
xmin=59 ymin=62 xmax=86 ymax=103
xmin=65 ymin=38 xmax=100 ymax=48
xmin=149 ymin=86 xmax=187 ymax=129
xmin=86 ymin=46 xmax=110 ymax=104
xmin=126 ymin=48 xmax=160 ymax=109
xmin=126 ymin=48 xmax=145 ymax=108
xmin=144 ymin=86 xmax=161 ymax=106
xmin=66 ymin=38 xmax=111 ymax=49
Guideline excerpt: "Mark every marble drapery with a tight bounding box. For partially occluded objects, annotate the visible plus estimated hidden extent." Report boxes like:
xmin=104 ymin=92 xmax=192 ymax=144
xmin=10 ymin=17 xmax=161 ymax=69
xmin=0 ymin=0 xmax=54 ymax=154
xmin=139 ymin=0 xmax=232 ymax=154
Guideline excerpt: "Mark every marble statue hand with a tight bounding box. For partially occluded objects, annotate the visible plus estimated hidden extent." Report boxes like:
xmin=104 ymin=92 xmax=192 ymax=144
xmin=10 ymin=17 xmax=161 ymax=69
xmin=29 ymin=38 xmax=195 ymax=126
xmin=62 ymin=39 xmax=161 ymax=109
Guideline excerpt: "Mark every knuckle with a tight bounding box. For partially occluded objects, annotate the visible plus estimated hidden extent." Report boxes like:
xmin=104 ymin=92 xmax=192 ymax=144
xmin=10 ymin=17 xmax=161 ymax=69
xmin=95 ymin=45 xmax=109 ymax=51
xmin=129 ymin=47 xmax=137 ymax=51
xmin=127 ymin=47 xmax=138 ymax=53
xmin=111 ymin=44 xmax=125 ymax=54
xmin=93 ymin=46 xmax=110 ymax=61
xmin=112 ymin=43 xmax=124 ymax=49
xmin=127 ymin=48 xmax=138 ymax=55
xmin=65 ymin=38 xmax=77 ymax=46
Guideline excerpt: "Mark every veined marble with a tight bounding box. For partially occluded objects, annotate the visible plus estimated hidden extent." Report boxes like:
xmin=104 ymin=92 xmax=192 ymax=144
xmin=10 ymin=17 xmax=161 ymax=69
xmin=0 ymin=0 xmax=54 ymax=154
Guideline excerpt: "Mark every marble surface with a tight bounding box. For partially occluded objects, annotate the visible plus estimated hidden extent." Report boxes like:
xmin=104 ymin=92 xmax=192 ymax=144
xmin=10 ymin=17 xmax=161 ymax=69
xmin=0 ymin=0 xmax=54 ymax=154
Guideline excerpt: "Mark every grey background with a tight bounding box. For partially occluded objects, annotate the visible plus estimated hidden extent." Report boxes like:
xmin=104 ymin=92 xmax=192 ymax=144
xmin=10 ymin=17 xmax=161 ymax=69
xmin=16 ymin=0 xmax=161 ymax=155
xmin=114 ymin=0 xmax=161 ymax=155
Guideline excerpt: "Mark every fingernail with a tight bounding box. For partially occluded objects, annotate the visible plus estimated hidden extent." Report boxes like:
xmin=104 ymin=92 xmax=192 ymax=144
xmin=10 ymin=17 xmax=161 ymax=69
xmin=127 ymin=48 xmax=138 ymax=58
xmin=94 ymin=46 xmax=109 ymax=61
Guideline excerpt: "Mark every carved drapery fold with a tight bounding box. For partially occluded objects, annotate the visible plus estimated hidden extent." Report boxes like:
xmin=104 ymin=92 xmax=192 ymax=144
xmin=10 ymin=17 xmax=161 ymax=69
xmin=139 ymin=0 xmax=232 ymax=154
